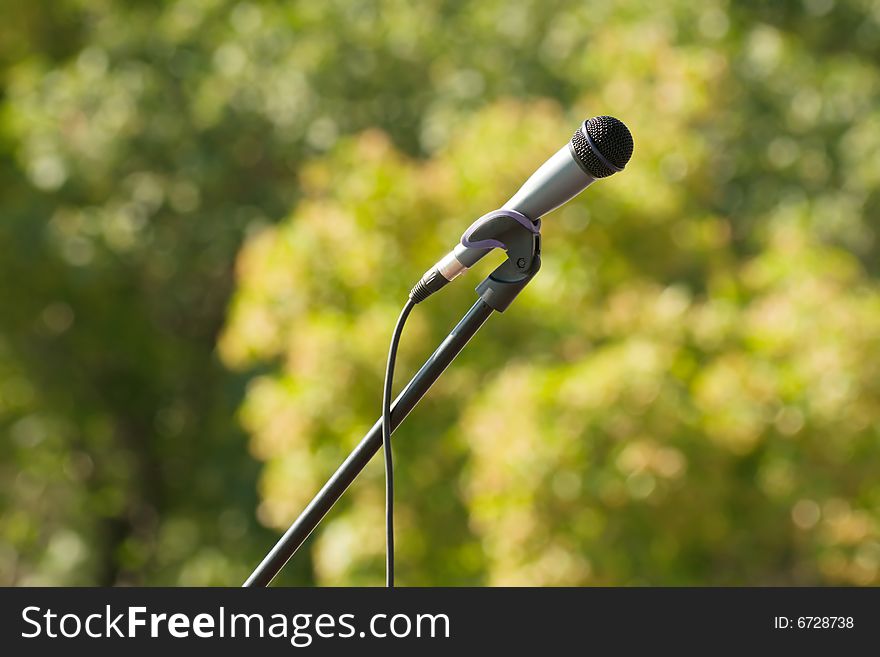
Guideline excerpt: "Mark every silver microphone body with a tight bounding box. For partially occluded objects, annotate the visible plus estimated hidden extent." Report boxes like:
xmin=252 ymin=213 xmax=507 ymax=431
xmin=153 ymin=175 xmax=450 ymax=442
xmin=411 ymin=115 xmax=633 ymax=300
xmin=502 ymin=144 xmax=596 ymax=220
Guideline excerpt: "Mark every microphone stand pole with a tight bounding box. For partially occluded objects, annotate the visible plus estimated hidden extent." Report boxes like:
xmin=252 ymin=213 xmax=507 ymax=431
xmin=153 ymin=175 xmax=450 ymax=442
xmin=244 ymin=220 xmax=541 ymax=587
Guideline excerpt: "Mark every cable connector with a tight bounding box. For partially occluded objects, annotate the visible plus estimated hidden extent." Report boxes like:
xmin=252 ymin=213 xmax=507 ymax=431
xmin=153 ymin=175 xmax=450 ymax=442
xmin=409 ymin=267 xmax=448 ymax=303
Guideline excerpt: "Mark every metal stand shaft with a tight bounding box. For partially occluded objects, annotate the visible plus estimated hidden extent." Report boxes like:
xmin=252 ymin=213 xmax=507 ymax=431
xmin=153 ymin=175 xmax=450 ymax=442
xmin=244 ymin=299 xmax=494 ymax=587
xmin=244 ymin=211 xmax=541 ymax=587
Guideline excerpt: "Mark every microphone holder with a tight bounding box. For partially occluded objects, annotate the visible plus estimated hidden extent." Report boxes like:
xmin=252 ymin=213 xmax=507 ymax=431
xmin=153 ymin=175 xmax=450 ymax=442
xmin=244 ymin=213 xmax=542 ymax=587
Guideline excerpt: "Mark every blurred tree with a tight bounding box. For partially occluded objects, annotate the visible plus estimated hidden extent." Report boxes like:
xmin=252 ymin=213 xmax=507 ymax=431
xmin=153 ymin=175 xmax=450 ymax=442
xmin=1 ymin=0 xmax=879 ymax=585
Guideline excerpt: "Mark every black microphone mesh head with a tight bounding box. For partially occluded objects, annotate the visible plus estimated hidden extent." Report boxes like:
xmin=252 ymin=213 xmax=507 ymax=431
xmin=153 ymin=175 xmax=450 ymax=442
xmin=570 ymin=115 xmax=634 ymax=178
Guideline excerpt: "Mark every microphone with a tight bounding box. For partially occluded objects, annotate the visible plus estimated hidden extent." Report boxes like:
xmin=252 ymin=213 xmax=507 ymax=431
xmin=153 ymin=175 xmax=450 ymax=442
xmin=411 ymin=115 xmax=634 ymax=302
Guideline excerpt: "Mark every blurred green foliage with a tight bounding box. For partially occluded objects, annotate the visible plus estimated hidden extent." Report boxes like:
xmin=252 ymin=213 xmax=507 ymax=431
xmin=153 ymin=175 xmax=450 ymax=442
xmin=1 ymin=0 xmax=879 ymax=585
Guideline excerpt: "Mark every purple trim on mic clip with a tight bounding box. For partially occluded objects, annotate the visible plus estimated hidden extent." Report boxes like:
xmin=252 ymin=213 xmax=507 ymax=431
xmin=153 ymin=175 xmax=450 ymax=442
xmin=581 ymin=122 xmax=623 ymax=173
xmin=460 ymin=209 xmax=540 ymax=250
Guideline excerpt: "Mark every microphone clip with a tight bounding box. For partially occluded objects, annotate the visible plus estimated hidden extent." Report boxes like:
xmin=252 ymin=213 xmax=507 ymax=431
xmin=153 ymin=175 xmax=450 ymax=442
xmin=460 ymin=209 xmax=540 ymax=252
xmin=410 ymin=209 xmax=542 ymax=308
xmin=465 ymin=209 xmax=542 ymax=313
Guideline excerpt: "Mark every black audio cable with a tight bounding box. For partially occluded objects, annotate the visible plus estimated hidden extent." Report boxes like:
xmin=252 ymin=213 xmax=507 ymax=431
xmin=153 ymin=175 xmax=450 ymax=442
xmin=380 ymin=271 xmax=448 ymax=587
xmin=381 ymin=298 xmax=415 ymax=587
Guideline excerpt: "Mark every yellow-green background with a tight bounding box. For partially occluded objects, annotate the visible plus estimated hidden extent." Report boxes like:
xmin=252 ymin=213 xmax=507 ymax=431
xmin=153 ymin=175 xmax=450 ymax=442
xmin=2 ymin=0 xmax=879 ymax=586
